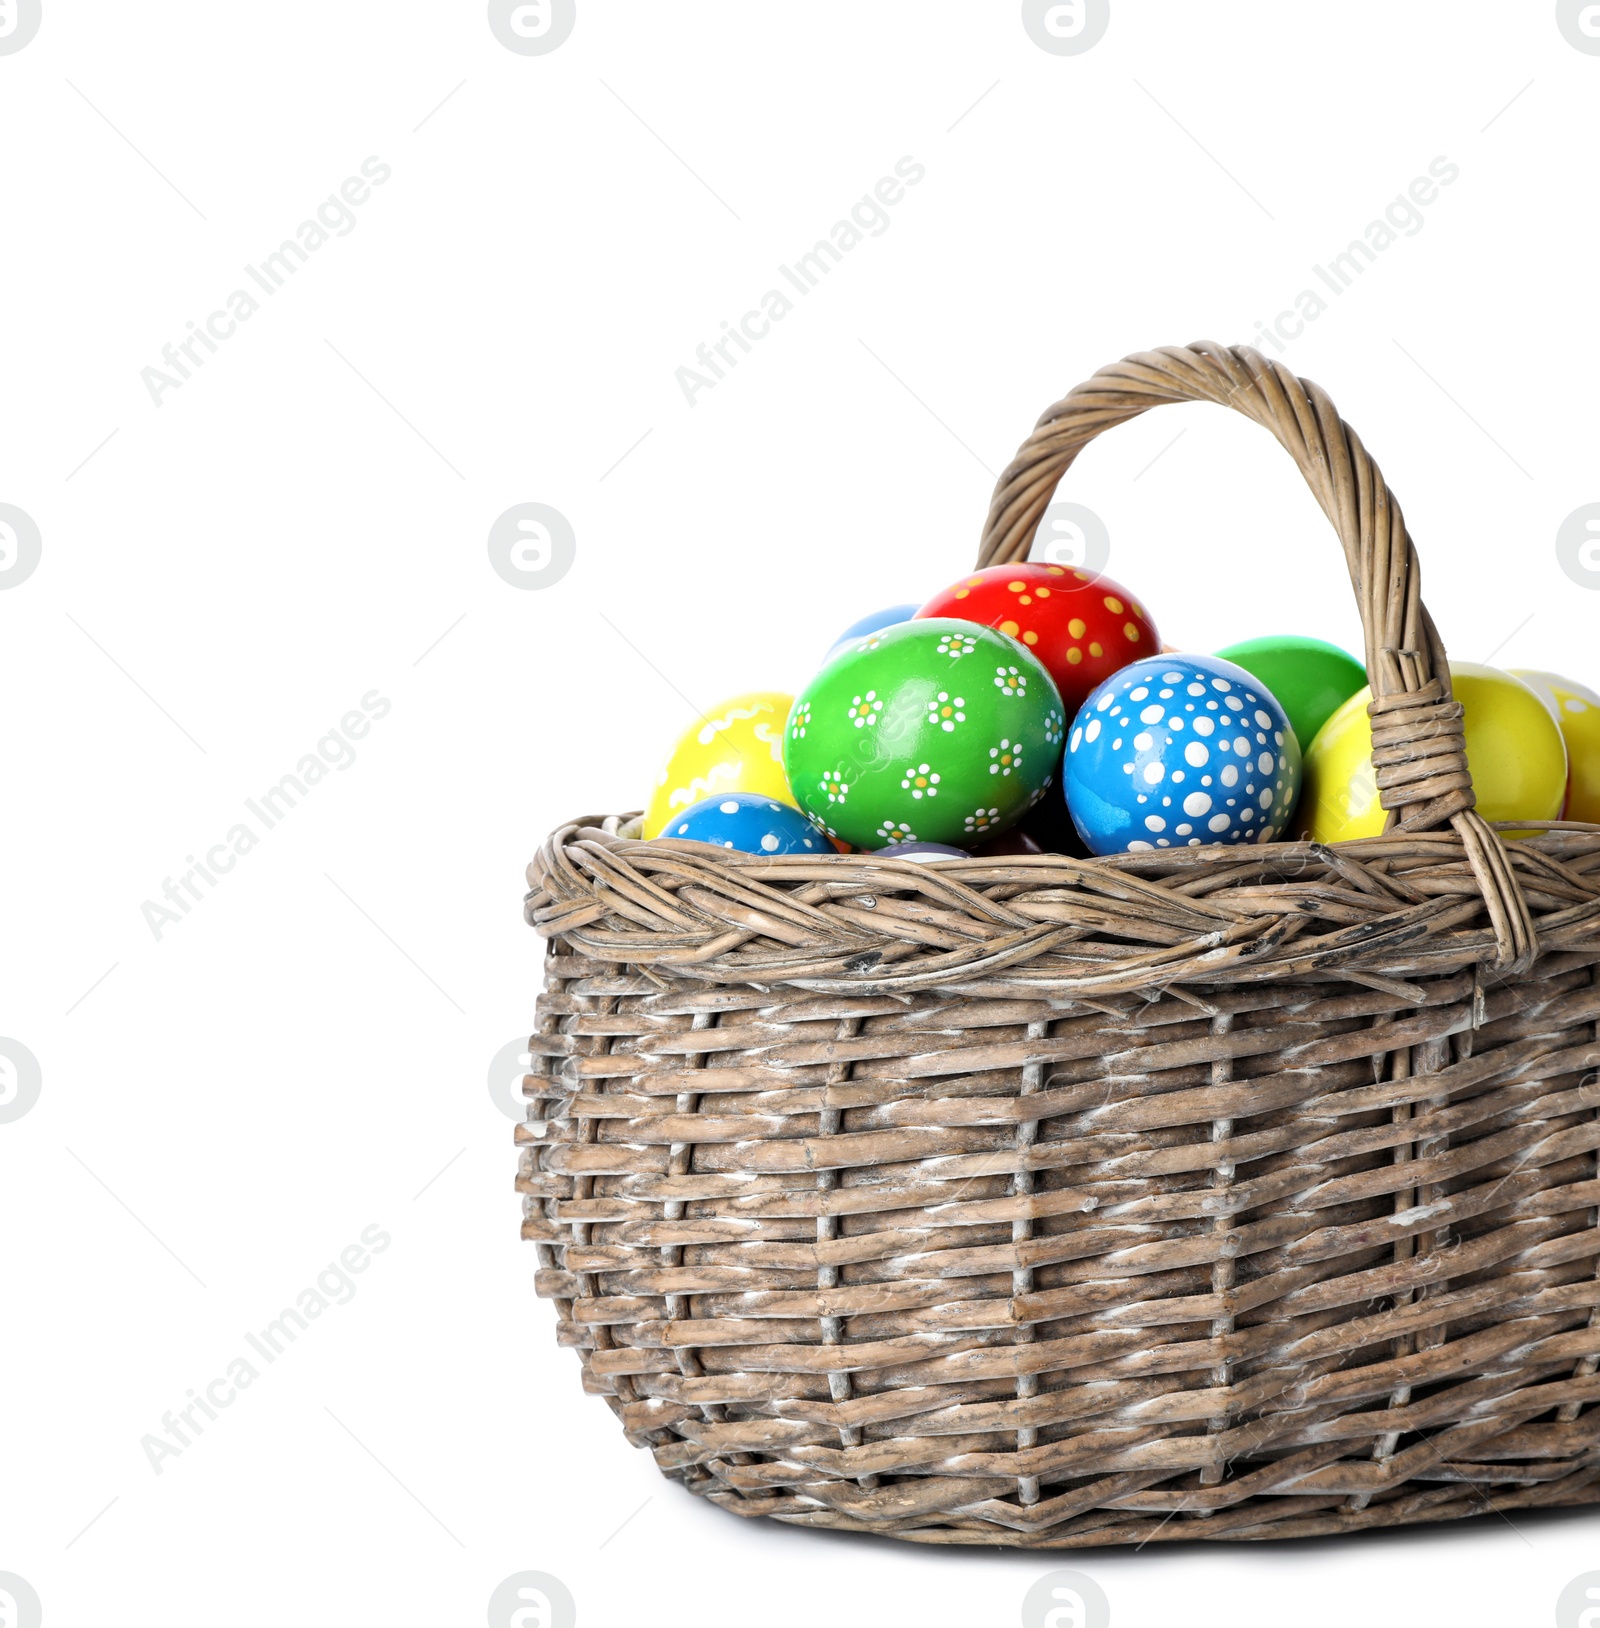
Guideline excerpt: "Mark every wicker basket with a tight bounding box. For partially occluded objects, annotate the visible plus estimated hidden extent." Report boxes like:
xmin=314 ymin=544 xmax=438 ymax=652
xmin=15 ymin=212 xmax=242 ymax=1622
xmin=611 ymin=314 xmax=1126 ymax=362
xmin=520 ymin=343 xmax=1600 ymax=1546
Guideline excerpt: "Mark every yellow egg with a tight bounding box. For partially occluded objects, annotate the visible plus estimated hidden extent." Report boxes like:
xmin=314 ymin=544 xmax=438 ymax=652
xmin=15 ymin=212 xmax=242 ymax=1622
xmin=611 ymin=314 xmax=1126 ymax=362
xmin=1511 ymin=670 xmax=1600 ymax=825
xmin=641 ymin=691 xmax=797 ymax=838
xmin=1301 ymin=663 xmax=1568 ymax=843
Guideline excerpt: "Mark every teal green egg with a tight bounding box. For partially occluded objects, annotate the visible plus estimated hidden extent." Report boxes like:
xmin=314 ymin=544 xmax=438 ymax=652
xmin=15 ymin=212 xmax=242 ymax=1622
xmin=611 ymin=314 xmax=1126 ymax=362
xmin=1214 ymin=635 xmax=1366 ymax=754
xmin=783 ymin=619 xmax=1064 ymax=849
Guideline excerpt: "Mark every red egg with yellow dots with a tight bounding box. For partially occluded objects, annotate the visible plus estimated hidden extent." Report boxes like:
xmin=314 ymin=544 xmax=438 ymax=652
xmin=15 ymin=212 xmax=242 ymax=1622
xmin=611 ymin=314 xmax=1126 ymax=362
xmin=916 ymin=563 xmax=1160 ymax=717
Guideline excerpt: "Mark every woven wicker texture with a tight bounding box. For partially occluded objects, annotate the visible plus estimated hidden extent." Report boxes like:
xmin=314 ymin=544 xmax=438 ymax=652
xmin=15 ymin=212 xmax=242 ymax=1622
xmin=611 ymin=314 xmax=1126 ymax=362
xmin=521 ymin=344 xmax=1600 ymax=1544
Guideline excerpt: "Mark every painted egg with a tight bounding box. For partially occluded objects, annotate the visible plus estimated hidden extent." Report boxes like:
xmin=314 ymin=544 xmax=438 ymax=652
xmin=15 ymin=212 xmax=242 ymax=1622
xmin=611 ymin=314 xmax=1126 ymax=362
xmin=784 ymin=618 xmax=1064 ymax=850
xmin=641 ymin=691 xmax=795 ymax=839
xmin=1302 ymin=663 xmax=1567 ymax=843
xmin=827 ymin=603 xmax=920 ymax=658
xmin=1510 ymin=670 xmax=1600 ymax=825
xmin=875 ymin=841 xmax=968 ymax=861
xmin=664 ymin=793 xmax=827 ymax=855
xmin=1066 ymin=655 xmax=1302 ymax=855
xmin=1215 ymin=635 xmax=1367 ymax=755
xmin=917 ymin=563 xmax=1159 ymax=717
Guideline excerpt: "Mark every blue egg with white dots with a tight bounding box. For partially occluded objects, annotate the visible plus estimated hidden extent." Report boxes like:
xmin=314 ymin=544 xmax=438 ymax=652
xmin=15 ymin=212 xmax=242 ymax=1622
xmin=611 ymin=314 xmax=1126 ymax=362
xmin=1065 ymin=655 xmax=1302 ymax=855
xmin=667 ymin=792 xmax=827 ymax=855
xmin=825 ymin=603 xmax=920 ymax=659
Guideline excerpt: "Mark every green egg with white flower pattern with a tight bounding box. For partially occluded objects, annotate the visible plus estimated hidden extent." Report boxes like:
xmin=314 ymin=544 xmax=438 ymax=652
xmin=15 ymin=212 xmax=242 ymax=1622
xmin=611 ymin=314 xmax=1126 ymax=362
xmin=784 ymin=618 xmax=1064 ymax=849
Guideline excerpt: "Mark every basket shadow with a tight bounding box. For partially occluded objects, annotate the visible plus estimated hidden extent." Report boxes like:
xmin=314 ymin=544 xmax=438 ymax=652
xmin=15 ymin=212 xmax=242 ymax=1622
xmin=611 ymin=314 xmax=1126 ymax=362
xmin=671 ymin=1481 xmax=1599 ymax=1567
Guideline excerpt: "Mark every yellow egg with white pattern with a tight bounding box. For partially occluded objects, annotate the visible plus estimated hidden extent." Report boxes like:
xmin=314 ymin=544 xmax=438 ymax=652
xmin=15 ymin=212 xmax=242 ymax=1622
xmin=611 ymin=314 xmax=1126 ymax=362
xmin=641 ymin=691 xmax=797 ymax=839
xmin=1511 ymin=670 xmax=1600 ymax=825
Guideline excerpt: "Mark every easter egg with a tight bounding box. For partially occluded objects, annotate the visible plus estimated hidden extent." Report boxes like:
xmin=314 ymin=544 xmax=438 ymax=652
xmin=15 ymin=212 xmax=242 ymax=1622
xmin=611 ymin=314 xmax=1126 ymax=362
xmin=1065 ymin=655 xmax=1302 ymax=855
xmin=642 ymin=691 xmax=795 ymax=839
xmin=876 ymin=841 xmax=969 ymax=861
xmin=1301 ymin=663 xmax=1568 ymax=843
xmin=664 ymin=792 xmax=828 ymax=855
xmin=784 ymin=618 xmax=1064 ymax=850
xmin=917 ymin=563 xmax=1159 ymax=717
xmin=1215 ymin=635 xmax=1367 ymax=755
xmin=827 ymin=603 xmax=920 ymax=658
xmin=1511 ymin=671 xmax=1600 ymax=825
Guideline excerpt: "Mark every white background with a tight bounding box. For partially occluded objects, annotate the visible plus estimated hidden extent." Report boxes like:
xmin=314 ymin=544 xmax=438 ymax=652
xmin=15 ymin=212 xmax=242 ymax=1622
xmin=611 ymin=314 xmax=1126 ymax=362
xmin=3 ymin=2 xmax=1598 ymax=1624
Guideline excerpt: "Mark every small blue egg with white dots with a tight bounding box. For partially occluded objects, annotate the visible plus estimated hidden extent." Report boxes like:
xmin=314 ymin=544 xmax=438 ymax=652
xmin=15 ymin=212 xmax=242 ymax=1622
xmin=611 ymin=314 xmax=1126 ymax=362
xmin=667 ymin=792 xmax=827 ymax=855
xmin=825 ymin=603 xmax=920 ymax=659
xmin=1065 ymin=655 xmax=1302 ymax=855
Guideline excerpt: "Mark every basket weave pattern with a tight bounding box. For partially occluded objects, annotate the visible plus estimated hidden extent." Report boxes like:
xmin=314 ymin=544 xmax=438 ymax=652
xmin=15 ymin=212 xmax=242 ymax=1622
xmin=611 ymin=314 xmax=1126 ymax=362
xmin=521 ymin=345 xmax=1600 ymax=1544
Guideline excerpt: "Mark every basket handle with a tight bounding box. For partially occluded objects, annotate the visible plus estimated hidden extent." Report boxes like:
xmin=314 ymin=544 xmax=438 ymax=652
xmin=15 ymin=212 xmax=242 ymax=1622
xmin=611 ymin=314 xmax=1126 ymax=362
xmin=977 ymin=341 xmax=1536 ymax=970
